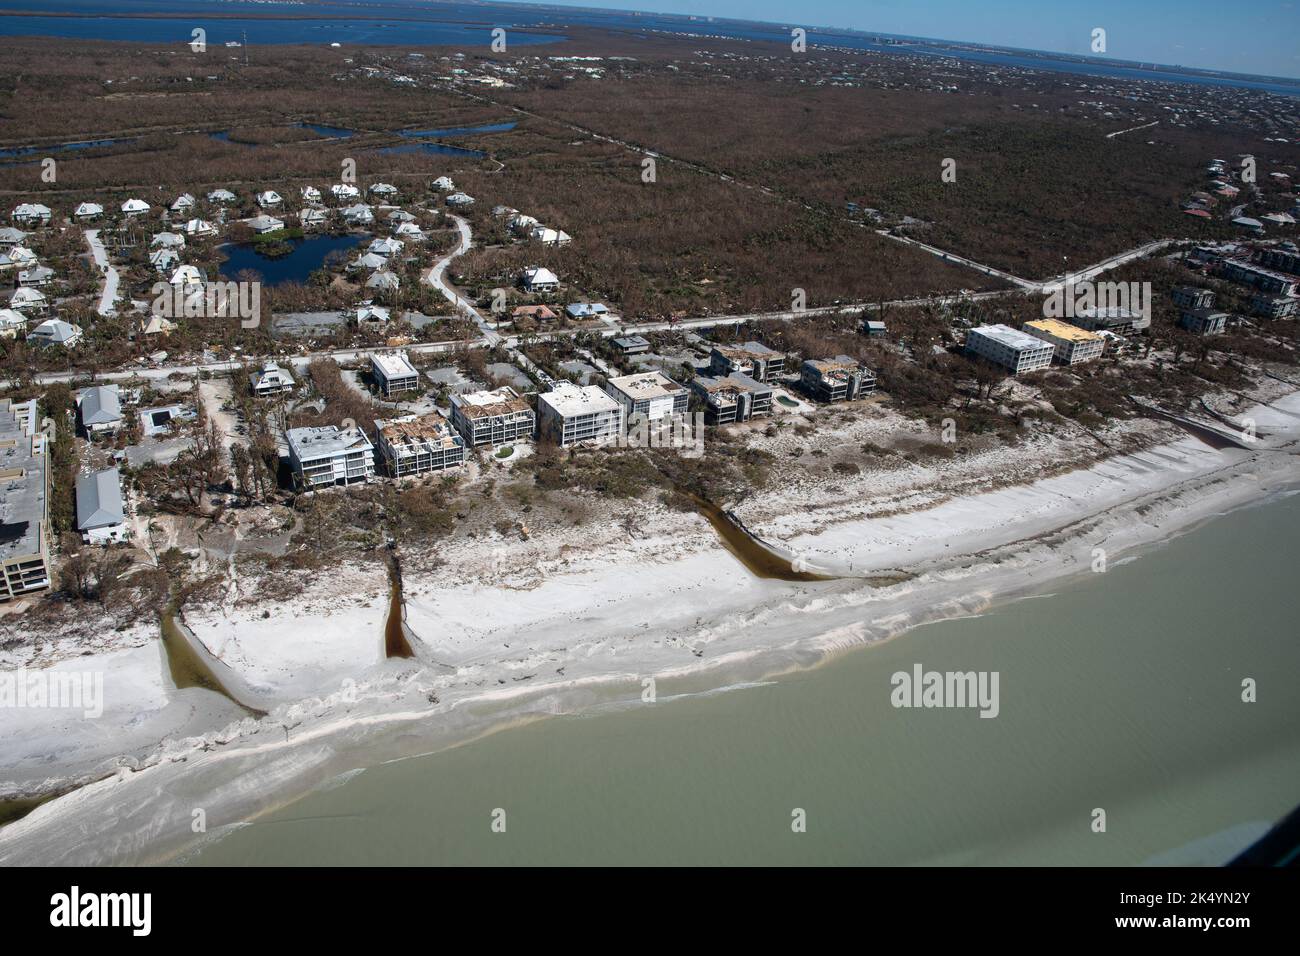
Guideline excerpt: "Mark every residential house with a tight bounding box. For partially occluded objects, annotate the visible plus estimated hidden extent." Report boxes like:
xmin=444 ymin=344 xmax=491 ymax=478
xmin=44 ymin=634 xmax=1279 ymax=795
xmin=965 ymin=324 xmax=1054 ymax=374
xmin=366 ymin=270 xmax=401 ymax=294
xmin=207 ymin=189 xmax=237 ymax=204
xmin=565 ymin=302 xmax=608 ymax=320
xmin=27 ymin=319 xmax=81 ymax=347
xmin=520 ymin=266 xmax=559 ymax=294
xmin=77 ymin=385 xmax=123 ymax=436
xmin=249 ymin=361 xmax=295 ymax=396
xmin=449 ymin=387 xmax=536 ymax=447
xmin=531 ymin=226 xmax=572 ymax=246
xmin=149 ymin=247 xmax=180 ymax=272
xmin=74 ymin=202 xmax=104 ymax=221
xmin=863 ymin=319 xmax=887 ymax=337
xmin=0 ymin=309 xmax=25 ymax=338
xmin=286 ymin=425 xmax=375 ymax=489
xmin=247 ymin=214 xmax=285 ymax=235
xmin=151 ymin=231 xmax=185 ymax=249
xmin=17 ymin=265 xmax=54 ymax=287
xmin=431 ymin=176 xmax=456 ymax=192
xmin=120 ymin=198 xmax=150 ymax=217
xmin=137 ymin=314 xmax=176 ymax=338
xmin=75 ymin=467 xmax=127 ymax=544
xmin=538 ymin=381 xmax=623 ymax=447
xmin=368 ymin=183 xmax=398 ymax=199
xmin=341 ymin=203 xmax=374 ymax=225
xmin=256 ymin=190 xmax=283 ymax=209
xmin=0 ymin=398 xmax=51 ymax=602
xmin=1021 ymin=319 xmax=1105 ymax=365
xmin=354 ymin=303 xmax=391 ymax=324
xmin=370 ymin=351 xmax=420 ymax=397
xmin=299 ymin=208 xmax=328 ymax=228
xmin=512 ymin=305 xmax=557 ymax=323
xmin=603 ymin=371 xmax=689 ymax=424
xmin=300 ymin=186 xmax=322 ymax=205
xmin=373 ymin=413 xmax=466 ymax=477
xmin=612 ymin=335 xmax=650 ymax=356
xmin=331 ymin=183 xmax=361 ymax=201
xmin=690 ymin=372 xmax=773 ymax=425
xmin=11 ymin=287 xmax=49 ymax=314
xmin=11 ymin=203 xmax=51 ymax=226
xmin=170 ymin=193 xmax=196 ymax=213
xmin=800 ymin=356 xmax=877 ymax=402
xmin=708 ymin=342 xmax=785 ymax=383
xmin=183 ymin=218 xmax=217 ymax=238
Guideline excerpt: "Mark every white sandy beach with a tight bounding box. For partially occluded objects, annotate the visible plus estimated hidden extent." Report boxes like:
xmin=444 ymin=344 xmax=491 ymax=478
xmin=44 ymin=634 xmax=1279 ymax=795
xmin=2 ymin=388 xmax=1299 ymax=865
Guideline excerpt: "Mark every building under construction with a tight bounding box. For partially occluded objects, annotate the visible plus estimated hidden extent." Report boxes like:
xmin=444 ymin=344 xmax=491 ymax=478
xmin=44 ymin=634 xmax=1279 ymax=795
xmin=690 ymin=372 xmax=773 ymax=425
xmin=799 ymin=356 xmax=876 ymax=403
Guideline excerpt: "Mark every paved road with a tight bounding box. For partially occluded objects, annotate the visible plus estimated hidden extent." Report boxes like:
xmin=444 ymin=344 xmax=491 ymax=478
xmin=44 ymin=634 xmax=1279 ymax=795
xmin=424 ymin=214 xmax=501 ymax=346
xmin=84 ymin=228 xmax=119 ymax=316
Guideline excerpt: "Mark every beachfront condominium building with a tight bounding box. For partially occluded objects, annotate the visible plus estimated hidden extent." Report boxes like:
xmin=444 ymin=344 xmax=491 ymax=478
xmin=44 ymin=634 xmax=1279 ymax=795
xmin=603 ymin=371 xmax=689 ymax=424
xmin=965 ymin=324 xmax=1054 ymax=375
xmin=0 ymin=398 xmax=51 ymax=602
xmin=371 ymin=351 xmax=420 ymax=397
xmin=1179 ymin=308 xmax=1229 ymax=336
xmin=538 ymin=382 xmax=624 ymax=447
xmin=800 ymin=356 xmax=877 ymax=403
xmin=690 ymin=372 xmax=773 ymax=425
xmin=1021 ymin=319 xmax=1105 ymax=366
xmin=708 ymin=342 xmax=784 ymax=383
xmin=1171 ymin=286 xmax=1216 ymax=312
xmin=286 ymin=425 xmax=375 ymax=490
xmin=449 ymin=387 xmax=536 ymax=448
xmin=373 ymin=413 xmax=466 ymax=477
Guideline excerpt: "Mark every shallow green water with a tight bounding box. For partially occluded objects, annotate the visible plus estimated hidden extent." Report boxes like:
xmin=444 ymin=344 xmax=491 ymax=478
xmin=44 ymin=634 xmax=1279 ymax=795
xmin=191 ymin=493 xmax=1300 ymax=866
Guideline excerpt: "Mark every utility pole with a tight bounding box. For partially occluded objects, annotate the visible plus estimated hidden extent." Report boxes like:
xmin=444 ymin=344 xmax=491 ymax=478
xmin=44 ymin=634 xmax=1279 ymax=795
xmin=242 ymin=31 xmax=248 ymax=67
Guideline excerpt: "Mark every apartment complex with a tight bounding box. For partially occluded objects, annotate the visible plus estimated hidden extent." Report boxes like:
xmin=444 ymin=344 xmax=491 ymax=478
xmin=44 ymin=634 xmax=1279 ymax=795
xmin=965 ymin=324 xmax=1054 ymax=374
xmin=603 ymin=371 xmax=689 ymax=424
xmin=0 ymin=398 xmax=51 ymax=602
xmin=1021 ymin=319 xmax=1105 ymax=365
xmin=449 ymin=387 xmax=535 ymax=448
xmin=373 ymin=413 xmax=466 ymax=477
xmin=1217 ymin=260 xmax=1297 ymax=296
xmin=1171 ymin=286 xmax=1216 ymax=311
xmin=371 ymin=351 xmax=420 ymax=397
xmin=1255 ymin=247 xmax=1300 ymax=275
xmin=538 ymin=382 xmax=624 ymax=447
xmin=1250 ymin=293 xmax=1298 ymax=319
xmin=690 ymin=373 xmax=773 ymax=425
xmin=286 ymin=425 xmax=375 ymax=489
xmin=708 ymin=342 xmax=785 ymax=383
xmin=1069 ymin=306 xmax=1151 ymax=335
xmin=1179 ymin=308 xmax=1228 ymax=336
xmin=800 ymin=356 xmax=876 ymax=403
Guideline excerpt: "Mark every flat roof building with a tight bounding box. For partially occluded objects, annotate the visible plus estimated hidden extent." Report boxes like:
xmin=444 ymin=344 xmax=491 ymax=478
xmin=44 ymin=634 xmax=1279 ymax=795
xmin=1172 ymin=286 xmax=1216 ymax=312
xmin=708 ymin=342 xmax=784 ymax=383
xmin=1021 ymin=319 xmax=1105 ymax=365
xmin=250 ymin=362 xmax=295 ymax=397
xmin=286 ymin=425 xmax=375 ymax=490
xmin=374 ymin=413 xmax=465 ymax=477
xmin=538 ymin=382 xmax=624 ymax=447
xmin=1179 ymin=308 xmax=1228 ymax=336
xmin=690 ymin=372 xmax=773 ymax=425
xmin=449 ymin=387 xmax=535 ymax=448
xmin=603 ymin=371 xmax=689 ymax=424
xmin=1217 ymin=260 xmax=1297 ymax=296
xmin=966 ymin=324 xmax=1054 ymax=374
xmin=1068 ymin=306 xmax=1150 ymax=335
xmin=371 ymin=351 xmax=420 ymax=397
xmin=800 ymin=356 xmax=876 ymax=403
xmin=0 ymin=398 xmax=50 ymax=602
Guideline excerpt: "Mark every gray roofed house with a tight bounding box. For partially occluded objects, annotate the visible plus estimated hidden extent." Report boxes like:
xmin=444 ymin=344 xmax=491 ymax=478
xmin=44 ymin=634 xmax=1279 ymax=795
xmin=76 ymin=467 xmax=127 ymax=544
xmin=78 ymin=384 xmax=123 ymax=435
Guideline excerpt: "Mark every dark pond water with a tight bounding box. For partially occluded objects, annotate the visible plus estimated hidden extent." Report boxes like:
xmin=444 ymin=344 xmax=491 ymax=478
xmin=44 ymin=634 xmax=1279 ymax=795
xmin=218 ymin=234 xmax=362 ymax=286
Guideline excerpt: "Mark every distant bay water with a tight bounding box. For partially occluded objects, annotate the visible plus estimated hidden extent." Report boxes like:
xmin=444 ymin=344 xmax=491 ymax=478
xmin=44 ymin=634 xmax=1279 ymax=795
xmin=188 ymin=489 xmax=1300 ymax=866
xmin=4 ymin=1 xmax=1299 ymax=97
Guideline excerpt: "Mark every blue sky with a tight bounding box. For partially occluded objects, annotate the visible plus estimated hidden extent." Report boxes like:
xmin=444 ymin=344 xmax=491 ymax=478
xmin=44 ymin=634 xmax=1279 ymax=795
xmin=518 ymin=0 xmax=1300 ymax=78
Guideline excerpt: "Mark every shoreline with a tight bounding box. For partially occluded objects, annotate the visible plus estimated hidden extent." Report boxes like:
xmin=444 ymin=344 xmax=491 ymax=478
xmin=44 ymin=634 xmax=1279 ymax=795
xmin=2 ymin=390 xmax=1300 ymax=864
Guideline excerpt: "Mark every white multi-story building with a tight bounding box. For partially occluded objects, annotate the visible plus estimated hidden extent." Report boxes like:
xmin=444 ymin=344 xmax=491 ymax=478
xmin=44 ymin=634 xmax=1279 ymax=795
xmin=965 ymin=324 xmax=1054 ymax=374
xmin=708 ymin=342 xmax=784 ymax=382
xmin=538 ymin=382 xmax=624 ymax=447
xmin=800 ymin=356 xmax=876 ymax=402
xmin=374 ymin=413 xmax=466 ymax=477
xmin=1021 ymin=319 xmax=1105 ymax=365
xmin=371 ymin=351 xmax=419 ymax=397
xmin=603 ymin=371 xmax=689 ymax=424
xmin=249 ymin=362 xmax=295 ymax=397
xmin=286 ymin=425 xmax=375 ymax=489
xmin=449 ymin=387 xmax=535 ymax=447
